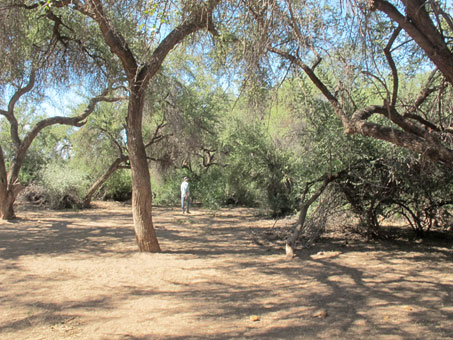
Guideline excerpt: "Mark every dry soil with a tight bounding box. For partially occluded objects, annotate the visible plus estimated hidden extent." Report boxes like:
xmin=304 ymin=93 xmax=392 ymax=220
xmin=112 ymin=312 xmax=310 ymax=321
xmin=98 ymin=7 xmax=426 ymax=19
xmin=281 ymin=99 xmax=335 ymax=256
xmin=1 ymin=201 xmax=452 ymax=340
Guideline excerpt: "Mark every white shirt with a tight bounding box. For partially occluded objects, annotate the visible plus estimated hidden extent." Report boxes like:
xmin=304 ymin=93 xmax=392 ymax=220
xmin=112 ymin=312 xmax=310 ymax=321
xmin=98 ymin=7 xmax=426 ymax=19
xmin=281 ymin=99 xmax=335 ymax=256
xmin=181 ymin=181 xmax=189 ymax=198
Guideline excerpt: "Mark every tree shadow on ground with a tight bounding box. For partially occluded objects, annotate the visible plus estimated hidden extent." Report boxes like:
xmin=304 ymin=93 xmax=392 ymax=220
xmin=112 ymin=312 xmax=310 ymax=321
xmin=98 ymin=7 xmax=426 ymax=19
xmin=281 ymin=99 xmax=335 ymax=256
xmin=1 ymin=202 xmax=452 ymax=340
xmin=0 ymin=205 xmax=136 ymax=260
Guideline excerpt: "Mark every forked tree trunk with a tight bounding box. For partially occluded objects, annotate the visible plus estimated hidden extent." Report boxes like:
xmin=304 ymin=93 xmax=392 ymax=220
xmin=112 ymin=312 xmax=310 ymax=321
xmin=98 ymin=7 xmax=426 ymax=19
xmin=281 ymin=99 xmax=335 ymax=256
xmin=81 ymin=0 xmax=220 ymax=252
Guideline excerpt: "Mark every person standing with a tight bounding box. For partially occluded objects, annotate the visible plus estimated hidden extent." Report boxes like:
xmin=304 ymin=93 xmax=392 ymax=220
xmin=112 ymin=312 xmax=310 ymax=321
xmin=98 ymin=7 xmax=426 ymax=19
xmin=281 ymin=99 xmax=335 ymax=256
xmin=180 ymin=177 xmax=190 ymax=214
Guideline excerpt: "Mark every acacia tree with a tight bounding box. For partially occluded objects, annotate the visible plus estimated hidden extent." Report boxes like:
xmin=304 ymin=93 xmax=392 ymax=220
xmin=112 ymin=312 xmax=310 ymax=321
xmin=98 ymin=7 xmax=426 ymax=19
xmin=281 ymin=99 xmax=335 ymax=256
xmin=0 ymin=79 xmax=121 ymax=219
xmin=215 ymin=0 xmax=453 ymax=252
xmin=12 ymin=0 xmax=222 ymax=251
xmin=238 ymin=0 xmax=453 ymax=168
xmin=0 ymin=3 xmax=123 ymax=219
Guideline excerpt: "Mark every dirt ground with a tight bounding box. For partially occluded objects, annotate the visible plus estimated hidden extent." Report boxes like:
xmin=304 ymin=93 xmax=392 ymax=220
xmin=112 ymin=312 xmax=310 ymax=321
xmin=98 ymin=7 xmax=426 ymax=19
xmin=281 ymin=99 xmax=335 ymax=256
xmin=1 ymin=201 xmax=452 ymax=340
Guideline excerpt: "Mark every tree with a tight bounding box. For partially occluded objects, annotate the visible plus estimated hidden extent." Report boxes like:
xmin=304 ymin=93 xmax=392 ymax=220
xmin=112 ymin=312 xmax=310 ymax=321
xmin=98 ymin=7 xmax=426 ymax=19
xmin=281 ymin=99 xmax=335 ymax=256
xmin=0 ymin=3 xmax=122 ymax=219
xmin=238 ymin=0 xmax=453 ymax=168
xmin=11 ymin=0 xmax=222 ymax=251
xmin=0 ymin=78 xmax=120 ymax=219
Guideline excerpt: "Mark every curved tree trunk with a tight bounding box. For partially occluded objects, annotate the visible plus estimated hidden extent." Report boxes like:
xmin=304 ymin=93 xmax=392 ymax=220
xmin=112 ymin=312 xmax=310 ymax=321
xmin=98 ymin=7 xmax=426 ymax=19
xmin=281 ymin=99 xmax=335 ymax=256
xmin=127 ymin=91 xmax=161 ymax=252
xmin=285 ymin=174 xmax=338 ymax=259
xmin=0 ymin=146 xmax=22 ymax=220
xmin=82 ymin=157 xmax=125 ymax=208
xmin=0 ymin=74 xmax=117 ymax=220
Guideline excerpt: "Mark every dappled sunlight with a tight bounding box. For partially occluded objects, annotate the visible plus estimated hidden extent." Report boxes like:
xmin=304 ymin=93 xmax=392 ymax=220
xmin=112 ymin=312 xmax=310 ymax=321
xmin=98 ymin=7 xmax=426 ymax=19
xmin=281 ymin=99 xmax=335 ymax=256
xmin=1 ymin=202 xmax=452 ymax=339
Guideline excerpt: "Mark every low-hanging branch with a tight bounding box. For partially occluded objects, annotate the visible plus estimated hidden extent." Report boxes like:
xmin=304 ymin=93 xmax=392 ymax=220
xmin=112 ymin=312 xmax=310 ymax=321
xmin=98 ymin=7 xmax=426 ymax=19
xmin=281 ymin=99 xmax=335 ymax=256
xmin=268 ymin=46 xmax=453 ymax=168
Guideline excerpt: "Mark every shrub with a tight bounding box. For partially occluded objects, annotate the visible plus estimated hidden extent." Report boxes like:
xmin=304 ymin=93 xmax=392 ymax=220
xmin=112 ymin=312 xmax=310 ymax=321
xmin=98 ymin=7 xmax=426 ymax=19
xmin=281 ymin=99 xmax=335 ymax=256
xmin=38 ymin=162 xmax=91 ymax=209
xmin=101 ymin=169 xmax=132 ymax=202
xmin=335 ymin=157 xmax=453 ymax=238
xmin=151 ymin=169 xmax=183 ymax=206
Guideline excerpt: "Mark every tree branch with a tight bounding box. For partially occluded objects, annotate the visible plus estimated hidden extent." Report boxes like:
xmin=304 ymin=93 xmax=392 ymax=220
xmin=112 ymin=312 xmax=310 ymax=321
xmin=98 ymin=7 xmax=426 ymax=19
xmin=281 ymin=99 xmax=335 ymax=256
xmin=269 ymin=46 xmax=453 ymax=167
xmin=371 ymin=0 xmax=453 ymax=84
xmin=95 ymin=126 xmax=126 ymax=156
xmin=4 ymin=0 xmax=73 ymax=10
xmin=138 ymin=0 xmax=221 ymax=88
xmin=285 ymin=171 xmax=343 ymax=258
xmin=21 ymin=89 xmax=124 ymax=158
xmin=384 ymin=26 xmax=402 ymax=108
xmin=0 ymin=145 xmax=7 ymax=187
xmin=86 ymin=0 xmax=138 ymax=80
xmin=144 ymin=120 xmax=168 ymax=149
xmin=268 ymin=47 xmax=349 ymax=127
xmin=2 ymin=69 xmax=37 ymax=147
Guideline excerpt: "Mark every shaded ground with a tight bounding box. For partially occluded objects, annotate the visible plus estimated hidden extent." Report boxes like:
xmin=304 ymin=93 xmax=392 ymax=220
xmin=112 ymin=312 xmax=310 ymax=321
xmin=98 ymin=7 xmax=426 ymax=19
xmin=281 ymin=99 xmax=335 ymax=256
xmin=1 ymin=201 xmax=452 ymax=340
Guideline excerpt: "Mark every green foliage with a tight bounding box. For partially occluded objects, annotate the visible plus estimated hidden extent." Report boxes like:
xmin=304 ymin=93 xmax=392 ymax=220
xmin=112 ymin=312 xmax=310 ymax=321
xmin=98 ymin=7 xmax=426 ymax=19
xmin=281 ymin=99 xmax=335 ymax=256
xmin=194 ymin=167 xmax=229 ymax=209
xmin=392 ymin=161 xmax=453 ymax=236
xmin=152 ymin=167 xmax=230 ymax=210
xmin=38 ymin=161 xmax=91 ymax=209
xmin=101 ymin=169 xmax=132 ymax=202
xmin=151 ymin=168 xmax=186 ymax=207
xmin=335 ymin=156 xmax=453 ymax=238
xmin=219 ymin=119 xmax=303 ymax=215
xmin=70 ymin=100 xmax=127 ymax=175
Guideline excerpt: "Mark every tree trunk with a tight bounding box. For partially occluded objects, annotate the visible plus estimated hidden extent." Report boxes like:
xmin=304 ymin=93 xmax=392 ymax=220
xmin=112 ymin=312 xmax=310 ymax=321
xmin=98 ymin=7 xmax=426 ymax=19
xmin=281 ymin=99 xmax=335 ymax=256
xmin=72 ymin=0 xmax=220 ymax=252
xmin=126 ymin=90 xmax=161 ymax=252
xmin=0 ymin=146 xmax=17 ymax=220
xmin=0 ymin=190 xmax=15 ymax=220
xmin=82 ymin=157 xmax=125 ymax=208
xmin=285 ymin=175 xmax=336 ymax=259
xmin=0 ymin=180 xmax=25 ymax=220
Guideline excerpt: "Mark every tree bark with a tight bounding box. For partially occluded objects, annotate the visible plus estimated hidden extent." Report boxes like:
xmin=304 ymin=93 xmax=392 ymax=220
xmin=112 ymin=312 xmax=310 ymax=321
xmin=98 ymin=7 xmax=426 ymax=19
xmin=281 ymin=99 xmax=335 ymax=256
xmin=82 ymin=156 xmax=125 ymax=208
xmin=0 ymin=146 xmax=12 ymax=219
xmin=285 ymin=174 xmax=337 ymax=259
xmin=82 ymin=0 xmax=220 ymax=252
xmin=0 ymin=182 xmax=25 ymax=220
xmin=126 ymin=90 xmax=161 ymax=252
xmin=0 ymin=191 xmax=16 ymax=220
xmin=371 ymin=0 xmax=453 ymax=85
xmin=0 ymin=146 xmax=25 ymax=219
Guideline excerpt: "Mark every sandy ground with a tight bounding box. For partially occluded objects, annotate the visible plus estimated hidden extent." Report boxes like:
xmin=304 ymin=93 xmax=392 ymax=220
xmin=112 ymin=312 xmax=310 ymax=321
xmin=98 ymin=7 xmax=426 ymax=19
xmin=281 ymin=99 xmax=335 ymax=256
xmin=0 ymin=201 xmax=452 ymax=340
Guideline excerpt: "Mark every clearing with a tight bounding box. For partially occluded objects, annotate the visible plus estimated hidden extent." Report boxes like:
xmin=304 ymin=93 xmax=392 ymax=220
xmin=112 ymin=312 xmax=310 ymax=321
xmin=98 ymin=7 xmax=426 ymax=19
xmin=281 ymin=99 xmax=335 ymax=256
xmin=1 ymin=201 xmax=452 ymax=340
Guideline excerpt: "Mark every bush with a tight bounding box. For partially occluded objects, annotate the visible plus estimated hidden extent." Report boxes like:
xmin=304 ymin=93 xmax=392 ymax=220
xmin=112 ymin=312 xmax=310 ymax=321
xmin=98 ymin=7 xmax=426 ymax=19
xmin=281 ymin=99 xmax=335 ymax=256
xmin=152 ymin=168 xmax=229 ymax=209
xmin=221 ymin=122 xmax=302 ymax=215
xmin=151 ymin=169 xmax=184 ymax=206
xmin=38 ymin=162 xmax=91 ymax=209
xmin=101 ymin=169 xmax=132 ymax=201
xmin=18 ymin=183 xmax=49 ymax=205
xmin=335 ymin=157 xmax=453 ymax=238
xmin=194 ymin=167 xmax=230 ymax=209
